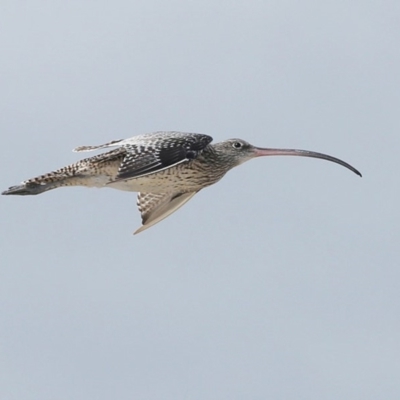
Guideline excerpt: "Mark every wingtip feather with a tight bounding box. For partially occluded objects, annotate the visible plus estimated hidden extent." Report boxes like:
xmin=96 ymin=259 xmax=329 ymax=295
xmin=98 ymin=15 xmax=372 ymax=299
xmin=133 ymin=225 xmax=150 ymax=235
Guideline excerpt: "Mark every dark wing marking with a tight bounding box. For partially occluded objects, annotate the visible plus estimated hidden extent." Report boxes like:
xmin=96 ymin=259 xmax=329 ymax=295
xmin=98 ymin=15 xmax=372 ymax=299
xmin=115 ymin=134 xmax=212 ymax=181
xmin=135 ymin=191 xmax=198 ymax=234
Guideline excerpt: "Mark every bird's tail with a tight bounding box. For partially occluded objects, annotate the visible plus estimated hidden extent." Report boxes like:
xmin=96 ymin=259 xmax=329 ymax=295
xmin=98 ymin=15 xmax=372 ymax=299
xmin=3 ymin=183 xmax=51 ymax=196
xmin=2 ymin=155 xmax=95 ymax=195
xmin=2 ymin=170 xmax=72 ymax=196
xmin=3 ymin=147 xmax=127 ymax=196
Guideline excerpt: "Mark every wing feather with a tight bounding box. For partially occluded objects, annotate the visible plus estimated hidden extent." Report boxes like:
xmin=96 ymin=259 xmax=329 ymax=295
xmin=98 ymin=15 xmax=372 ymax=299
xmin=134 ymin=191 xmax=197 ymax=234
xmin=114 ymin=133 xmax=212 ymax=181
xmin=73 ymin=139 xmax=123 ymax=153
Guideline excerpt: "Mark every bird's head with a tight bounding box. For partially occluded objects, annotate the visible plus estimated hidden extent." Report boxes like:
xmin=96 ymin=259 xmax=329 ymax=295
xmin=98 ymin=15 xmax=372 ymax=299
xmin=215 ymin=139 xmax=256 ymax=166
xmin=215 ymin=139 xmax=362 ymax=177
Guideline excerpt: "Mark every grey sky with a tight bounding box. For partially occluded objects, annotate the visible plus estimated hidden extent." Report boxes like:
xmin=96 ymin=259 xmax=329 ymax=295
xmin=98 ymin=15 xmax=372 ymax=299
xmin=1 ymin=1 xmax=399 ymax=399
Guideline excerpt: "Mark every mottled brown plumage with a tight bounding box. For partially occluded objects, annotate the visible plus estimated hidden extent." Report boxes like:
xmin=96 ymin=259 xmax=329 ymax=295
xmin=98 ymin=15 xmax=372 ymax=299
xmin=2 ymin=131 xmax=361 ymax=233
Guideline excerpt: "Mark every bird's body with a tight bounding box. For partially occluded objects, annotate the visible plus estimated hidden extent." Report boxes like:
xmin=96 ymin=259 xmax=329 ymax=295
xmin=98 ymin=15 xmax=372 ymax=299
xmin=2 ymin=131 xmax=361 ymax=233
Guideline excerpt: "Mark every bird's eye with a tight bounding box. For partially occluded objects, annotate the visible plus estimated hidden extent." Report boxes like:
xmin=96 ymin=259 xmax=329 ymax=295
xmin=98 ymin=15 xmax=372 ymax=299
xmin=233 ymin=142 xmax=242 ymax=149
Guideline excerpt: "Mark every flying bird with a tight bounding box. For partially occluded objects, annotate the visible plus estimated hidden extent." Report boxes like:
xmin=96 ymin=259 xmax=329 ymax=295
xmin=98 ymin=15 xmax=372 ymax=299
xmin=2 ymin=131 xmax=361 ymax=233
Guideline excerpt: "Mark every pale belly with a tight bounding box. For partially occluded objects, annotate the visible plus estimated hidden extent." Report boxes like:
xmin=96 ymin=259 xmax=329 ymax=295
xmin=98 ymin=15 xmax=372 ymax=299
xmin=104 ymin=163 xmax=226 ymax=193
xmin=104 ymin=169 xmax=210 ymax=193
xmin=81 ymin=157 xmax=226 ymax=193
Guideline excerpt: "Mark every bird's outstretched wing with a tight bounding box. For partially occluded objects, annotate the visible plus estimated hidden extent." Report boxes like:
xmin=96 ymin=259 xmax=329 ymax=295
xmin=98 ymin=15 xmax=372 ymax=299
xmin=135 ymin=191 xmax=198 ymax=234
xmin=73 ymin=131 xmax=212 ymax=182
xmin=115 ymin=133 xmax=212 ymax=181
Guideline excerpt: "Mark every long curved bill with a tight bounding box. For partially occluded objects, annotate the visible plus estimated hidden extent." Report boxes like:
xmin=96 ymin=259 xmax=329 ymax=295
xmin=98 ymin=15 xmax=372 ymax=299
xmin=253 ymin=147 xmax=362 ymax=177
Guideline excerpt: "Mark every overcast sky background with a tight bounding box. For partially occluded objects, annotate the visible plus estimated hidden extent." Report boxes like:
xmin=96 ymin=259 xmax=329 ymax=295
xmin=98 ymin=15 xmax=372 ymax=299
xmin=0 ymin=1 xmax=399 ymax=399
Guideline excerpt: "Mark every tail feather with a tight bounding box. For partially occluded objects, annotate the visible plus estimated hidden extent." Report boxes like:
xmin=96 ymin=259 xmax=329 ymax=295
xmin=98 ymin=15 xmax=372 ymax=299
xmin=3 ymin=147 xmax=126 ymax=196
xmin=2 ymin=180 xmax=64 ymax=196
xmin=3 ymin=168 xmax=74 ymax=196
